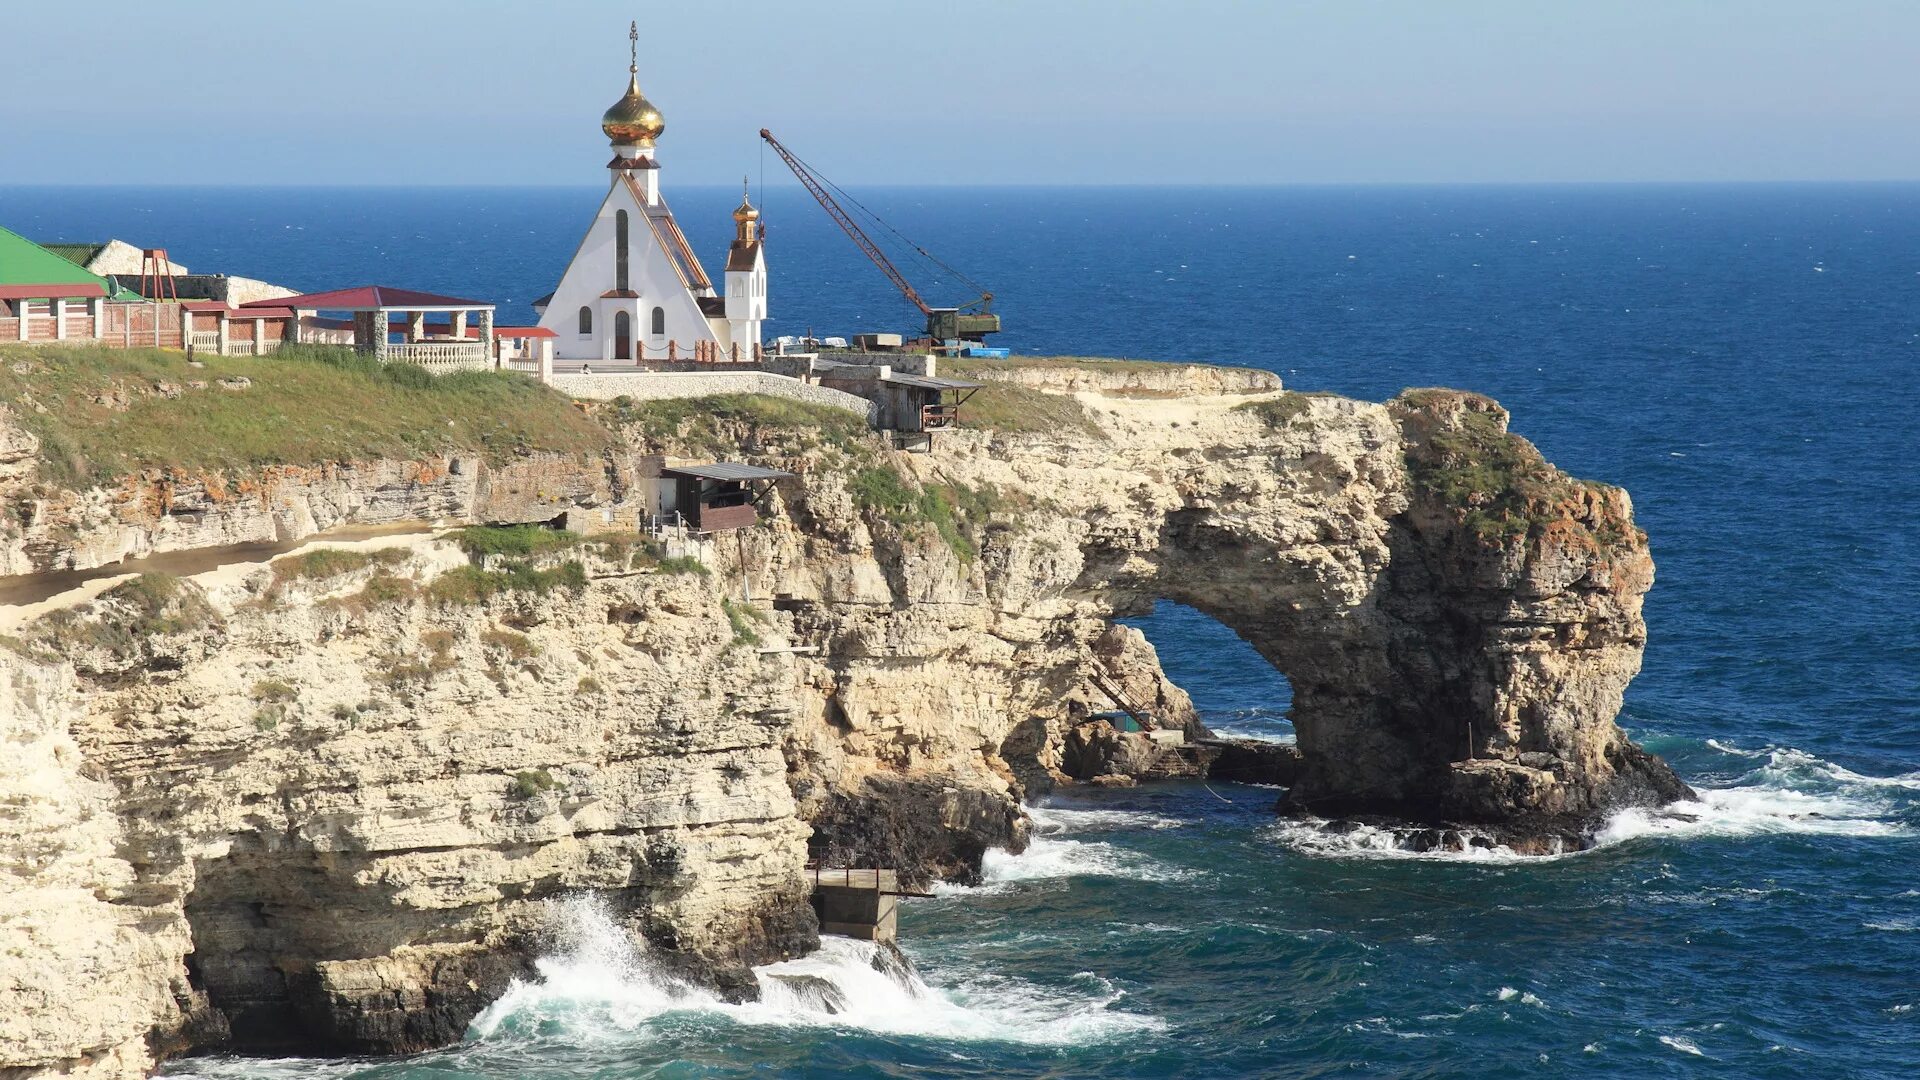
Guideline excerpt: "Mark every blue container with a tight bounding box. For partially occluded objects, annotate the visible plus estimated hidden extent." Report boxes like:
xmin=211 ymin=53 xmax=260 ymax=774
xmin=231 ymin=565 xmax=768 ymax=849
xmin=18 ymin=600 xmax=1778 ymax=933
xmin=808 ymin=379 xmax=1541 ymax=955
xmin=961 ymin=346 xmax=1011 ymax=359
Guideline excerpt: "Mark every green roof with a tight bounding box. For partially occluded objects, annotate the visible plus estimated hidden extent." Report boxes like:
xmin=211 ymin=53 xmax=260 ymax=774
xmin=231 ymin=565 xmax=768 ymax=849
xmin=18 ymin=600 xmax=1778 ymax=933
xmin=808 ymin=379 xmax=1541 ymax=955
xmin=41 ymin=242 xmax=105 ymax=268
xmin=0 ymin=226 xmax=113 ymax=297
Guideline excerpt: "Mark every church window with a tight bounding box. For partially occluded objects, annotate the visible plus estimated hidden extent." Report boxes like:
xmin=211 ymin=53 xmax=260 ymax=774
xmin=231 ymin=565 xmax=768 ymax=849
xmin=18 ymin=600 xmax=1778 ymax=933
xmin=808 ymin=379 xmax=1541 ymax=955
xmin=578 ymin=306 xmax=592 ymax=335
xmin=650 ymin=306 xmax=665 ymax=336
xmin=615 ymin=209 xmax=630 ymax=294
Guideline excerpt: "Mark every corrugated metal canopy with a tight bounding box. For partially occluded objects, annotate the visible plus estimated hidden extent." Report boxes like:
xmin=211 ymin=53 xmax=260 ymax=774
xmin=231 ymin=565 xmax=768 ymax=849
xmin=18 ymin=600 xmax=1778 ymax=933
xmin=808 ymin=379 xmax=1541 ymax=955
xmin=881 ymin=374 xmax=983 ymax=391
xmin=662 ymin=462 xmax=795 ymax=482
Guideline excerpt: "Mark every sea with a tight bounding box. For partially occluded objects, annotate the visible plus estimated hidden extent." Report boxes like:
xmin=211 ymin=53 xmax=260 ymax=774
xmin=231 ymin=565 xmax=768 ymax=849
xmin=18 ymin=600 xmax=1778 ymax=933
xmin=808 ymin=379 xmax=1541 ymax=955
xmin=5 ymin=182 xmax=1918 ymax=1077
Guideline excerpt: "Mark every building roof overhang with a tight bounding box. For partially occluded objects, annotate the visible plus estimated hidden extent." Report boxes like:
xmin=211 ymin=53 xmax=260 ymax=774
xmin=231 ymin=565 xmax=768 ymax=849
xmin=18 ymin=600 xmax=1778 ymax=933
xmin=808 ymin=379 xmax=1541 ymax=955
xmin=0 ymin=283 xmax=106 ymax=300
xmin=662 ymin=462 xmax=796 ymax=483
xmin=248 ymin=285 xmax=492 ymax=312
xmin=880 ymin=374 xmax=984 ymax=391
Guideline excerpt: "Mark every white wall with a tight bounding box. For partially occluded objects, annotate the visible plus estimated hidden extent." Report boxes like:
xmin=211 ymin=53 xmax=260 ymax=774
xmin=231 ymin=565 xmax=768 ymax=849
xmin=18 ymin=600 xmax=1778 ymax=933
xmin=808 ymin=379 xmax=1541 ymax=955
xmin=548 ymin=370 xmax=876 ymax=423
xmin=536 ymin=176 xmax=719 ymax=361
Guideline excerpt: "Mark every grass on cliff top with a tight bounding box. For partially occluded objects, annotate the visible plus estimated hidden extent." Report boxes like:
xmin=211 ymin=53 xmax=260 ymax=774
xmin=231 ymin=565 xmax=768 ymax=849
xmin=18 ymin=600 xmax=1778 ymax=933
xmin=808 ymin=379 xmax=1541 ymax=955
xmin=0 ymin=343 xmax=617 ymax=487
xmin=947 ymin=355 xmax=1193 ymax=375
xmin=1393 ymin=389 xmax=1634 ymax=544
xmin=599 ymin=393 xmax=872 ymax=457
xmin=951 ymin=380 xmax=1105 ymax=438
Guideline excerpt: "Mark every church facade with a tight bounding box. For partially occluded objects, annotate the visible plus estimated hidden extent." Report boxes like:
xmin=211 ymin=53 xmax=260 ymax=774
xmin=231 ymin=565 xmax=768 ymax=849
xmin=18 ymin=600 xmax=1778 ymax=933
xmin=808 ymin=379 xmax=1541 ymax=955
xmin=536 ymin=26 xmax=766 ymax=364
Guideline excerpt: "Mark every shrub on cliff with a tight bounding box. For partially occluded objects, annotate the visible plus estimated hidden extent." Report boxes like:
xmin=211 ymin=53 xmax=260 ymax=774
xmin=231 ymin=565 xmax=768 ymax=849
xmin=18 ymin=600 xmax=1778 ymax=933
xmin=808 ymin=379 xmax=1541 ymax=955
xmin=1393 ymin=388 xmax=1637 ymax=547
xmin=270 ymin=546 xmax=409 ymax=590
xmin=32 ymin=572 xmax=222 ymax=672
xmin=455 ymin=524 xmax=582 ymax=559
xmin=848 ymin=466 xmax=1024 ymax=562
xmin=1234 ymin=392 xmax=1312 ymax=429
xmin=509 ymin=769 xmax=558 ymax=798
xmin=426 ymin=560 xmax=587 ymax=605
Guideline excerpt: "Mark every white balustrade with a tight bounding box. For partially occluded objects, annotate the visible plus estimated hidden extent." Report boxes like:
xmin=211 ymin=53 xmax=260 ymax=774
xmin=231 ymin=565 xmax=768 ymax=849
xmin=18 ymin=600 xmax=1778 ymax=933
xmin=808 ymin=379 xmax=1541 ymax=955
xmin=383 ymin=341 xmax=490 ymax=372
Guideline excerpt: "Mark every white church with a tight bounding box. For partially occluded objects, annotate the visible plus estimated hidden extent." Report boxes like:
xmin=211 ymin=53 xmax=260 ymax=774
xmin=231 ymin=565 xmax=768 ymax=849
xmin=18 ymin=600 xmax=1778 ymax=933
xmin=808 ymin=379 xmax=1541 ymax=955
xmin=535 ymin=26 xmax=766 ymax=364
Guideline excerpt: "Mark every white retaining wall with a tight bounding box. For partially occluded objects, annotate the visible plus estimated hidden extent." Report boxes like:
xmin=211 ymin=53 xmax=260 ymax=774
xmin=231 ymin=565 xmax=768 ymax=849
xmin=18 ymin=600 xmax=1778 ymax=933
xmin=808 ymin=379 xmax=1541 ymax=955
xmin=549 ymin=370 xmax=877 ymax=422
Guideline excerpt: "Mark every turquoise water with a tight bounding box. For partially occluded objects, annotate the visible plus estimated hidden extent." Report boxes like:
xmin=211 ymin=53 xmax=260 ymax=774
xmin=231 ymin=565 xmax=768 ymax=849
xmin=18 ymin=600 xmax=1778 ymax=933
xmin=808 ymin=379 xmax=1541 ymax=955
xmin=8 ymin=183 xmax=1917 ymax=1076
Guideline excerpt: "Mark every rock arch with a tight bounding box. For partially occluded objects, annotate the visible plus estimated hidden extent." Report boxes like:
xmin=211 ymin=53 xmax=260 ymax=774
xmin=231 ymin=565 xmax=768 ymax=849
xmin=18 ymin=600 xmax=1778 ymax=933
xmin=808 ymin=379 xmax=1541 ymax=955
xmin=1059 ymin=389 xmax=1689 ymax=847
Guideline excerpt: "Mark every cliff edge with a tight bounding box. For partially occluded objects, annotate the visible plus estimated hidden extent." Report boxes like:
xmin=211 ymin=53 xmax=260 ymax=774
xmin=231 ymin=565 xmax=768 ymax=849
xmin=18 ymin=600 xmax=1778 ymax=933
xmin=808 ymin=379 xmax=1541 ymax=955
xmin=0 ymin=347 xmax=1686 ymax=1076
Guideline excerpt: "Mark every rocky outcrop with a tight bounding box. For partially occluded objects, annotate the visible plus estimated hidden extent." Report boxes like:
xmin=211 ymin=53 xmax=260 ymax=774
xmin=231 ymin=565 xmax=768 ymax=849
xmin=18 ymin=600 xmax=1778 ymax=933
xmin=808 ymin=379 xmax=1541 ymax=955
xmin=0 ymin=363 xmax=1684 ymax=1075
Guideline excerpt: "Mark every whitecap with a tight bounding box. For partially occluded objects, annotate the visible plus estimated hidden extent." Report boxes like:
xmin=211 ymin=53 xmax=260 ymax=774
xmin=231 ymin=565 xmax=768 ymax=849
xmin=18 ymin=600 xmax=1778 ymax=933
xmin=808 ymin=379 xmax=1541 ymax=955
xmin=978 ymin=835 xmax=1195 ymax=887
xmin=1029 ymin=804 xmax=1188 ymax=832
xmin=1755 ymin=746 xmax=1920 ymax=791
xmin=1659 ymin=1034 xmax=1706 ymax=1057
xmin=467 ymin=896 xmax=1162 ymax=1049
xmin=1705 ymin=738 xmax=1768 ymax=758
xmin=1594 ymin=755 xmax=1911 ymax=846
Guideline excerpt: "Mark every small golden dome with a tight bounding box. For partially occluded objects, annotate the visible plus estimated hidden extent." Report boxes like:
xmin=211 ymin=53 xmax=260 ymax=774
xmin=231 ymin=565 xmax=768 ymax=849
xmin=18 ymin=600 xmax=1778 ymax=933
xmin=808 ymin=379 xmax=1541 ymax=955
xmin=732 ymin=181 xmax=760 ymax=225
xmin=602 ymin=72 xmax=665 ymax=147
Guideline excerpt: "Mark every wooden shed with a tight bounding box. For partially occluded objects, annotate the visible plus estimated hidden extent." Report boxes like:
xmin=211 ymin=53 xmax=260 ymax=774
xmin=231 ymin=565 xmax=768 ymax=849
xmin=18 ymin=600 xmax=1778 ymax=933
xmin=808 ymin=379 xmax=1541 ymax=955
xmin=659 ymin=462 xmax=794 ymax=531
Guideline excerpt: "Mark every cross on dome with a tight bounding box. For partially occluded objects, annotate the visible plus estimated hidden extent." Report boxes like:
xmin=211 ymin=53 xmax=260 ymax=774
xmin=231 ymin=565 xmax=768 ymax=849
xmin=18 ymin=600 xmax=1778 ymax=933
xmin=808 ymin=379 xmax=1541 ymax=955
xmin=601 ymin=20 xmax=665 ymax=148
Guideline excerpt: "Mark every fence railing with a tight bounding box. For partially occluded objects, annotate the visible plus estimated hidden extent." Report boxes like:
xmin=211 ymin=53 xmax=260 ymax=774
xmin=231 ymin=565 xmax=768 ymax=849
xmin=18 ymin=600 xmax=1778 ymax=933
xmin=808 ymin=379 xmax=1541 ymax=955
xmin=382 ymin=340 xmax=489 ymax=371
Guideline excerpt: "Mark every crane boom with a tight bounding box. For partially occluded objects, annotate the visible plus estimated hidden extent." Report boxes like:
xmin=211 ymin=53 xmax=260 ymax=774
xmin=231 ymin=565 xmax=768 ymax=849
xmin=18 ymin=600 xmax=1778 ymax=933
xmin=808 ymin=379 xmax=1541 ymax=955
xmin=760 ymin=128 xmax=933 ymax=317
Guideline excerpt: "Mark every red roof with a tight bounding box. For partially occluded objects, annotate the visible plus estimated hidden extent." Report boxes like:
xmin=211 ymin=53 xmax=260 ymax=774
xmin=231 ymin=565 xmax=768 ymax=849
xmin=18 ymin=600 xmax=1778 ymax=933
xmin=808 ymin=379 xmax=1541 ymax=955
xmin=184 ymin=301 xmax=294 ymax=318
xmin=248 ymin=285 xmax=490 ymax=311
xmin=466 ymin=325 xmax=556 ymax=339
xmin=0 ymin=283 xmax=105 ymax=300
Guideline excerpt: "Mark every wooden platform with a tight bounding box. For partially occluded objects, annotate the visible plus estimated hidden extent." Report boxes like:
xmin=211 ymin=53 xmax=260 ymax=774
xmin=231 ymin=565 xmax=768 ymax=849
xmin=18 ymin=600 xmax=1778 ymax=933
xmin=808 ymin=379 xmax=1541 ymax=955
xmin=809 ymin=867 xmax=902 ymax=942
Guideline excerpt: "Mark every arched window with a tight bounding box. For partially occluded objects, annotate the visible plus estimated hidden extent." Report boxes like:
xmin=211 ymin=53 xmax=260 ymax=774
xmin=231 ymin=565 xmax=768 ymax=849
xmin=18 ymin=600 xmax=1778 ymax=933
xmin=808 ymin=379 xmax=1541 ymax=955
xmin=650 ymin=306 xmax=666 ymax=336
xmin=577 ymin=306 xmax=593 ymax=335
xmin=615 ymin=209 xmax=630 ymax=294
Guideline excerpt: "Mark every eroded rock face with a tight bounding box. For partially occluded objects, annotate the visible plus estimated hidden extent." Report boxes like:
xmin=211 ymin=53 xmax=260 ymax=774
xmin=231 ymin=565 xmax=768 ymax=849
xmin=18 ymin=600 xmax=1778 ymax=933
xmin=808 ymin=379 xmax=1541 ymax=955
xmin=0 ymin=366 xmax=1684 ymax=1075
xmin=3 ymin=553 xmax=814 ymax=1071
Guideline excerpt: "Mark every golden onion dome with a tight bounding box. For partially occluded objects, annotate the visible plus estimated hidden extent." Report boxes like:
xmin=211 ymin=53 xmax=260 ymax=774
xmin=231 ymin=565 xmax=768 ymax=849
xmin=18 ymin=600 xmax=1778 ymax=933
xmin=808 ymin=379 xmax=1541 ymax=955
xmin=732 ymin=182 xmax=760 ymax=225
xmin=601 ymin=72 xmax=665 ymax=147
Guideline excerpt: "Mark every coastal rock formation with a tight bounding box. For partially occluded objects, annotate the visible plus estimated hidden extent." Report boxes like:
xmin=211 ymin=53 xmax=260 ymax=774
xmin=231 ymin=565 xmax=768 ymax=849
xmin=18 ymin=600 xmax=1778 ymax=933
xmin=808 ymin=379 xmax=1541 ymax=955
xmin=0 ymin=357 xmax=1685 ymax=1075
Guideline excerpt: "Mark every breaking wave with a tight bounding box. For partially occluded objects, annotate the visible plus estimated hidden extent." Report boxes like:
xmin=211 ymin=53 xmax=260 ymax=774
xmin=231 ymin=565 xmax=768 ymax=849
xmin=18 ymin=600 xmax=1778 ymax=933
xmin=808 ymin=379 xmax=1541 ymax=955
xmin=939 ymin=803 xmax=1198 ymax=893
xmin=1267 ymin=742 xmax=1914 ymax=862
xmin=1268 ymin=818 xmax=1567 ymax=863
xmin=1595 ymin=745 xmax=1913 ymax=845
xmin=466 ymin=896 xmax=1161 ymax=1048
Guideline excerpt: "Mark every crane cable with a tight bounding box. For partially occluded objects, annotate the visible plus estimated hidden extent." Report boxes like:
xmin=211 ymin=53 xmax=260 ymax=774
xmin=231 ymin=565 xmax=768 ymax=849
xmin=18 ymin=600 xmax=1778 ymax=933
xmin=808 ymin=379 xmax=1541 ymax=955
xmin=779 ymin=142 xmax=992 ymax=304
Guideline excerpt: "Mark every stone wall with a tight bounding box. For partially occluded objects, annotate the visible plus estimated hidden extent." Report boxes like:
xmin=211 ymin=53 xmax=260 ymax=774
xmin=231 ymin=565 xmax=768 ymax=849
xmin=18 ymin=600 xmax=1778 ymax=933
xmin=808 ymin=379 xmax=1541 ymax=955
xmin=549 ymin=370 xmax=876 ymax=422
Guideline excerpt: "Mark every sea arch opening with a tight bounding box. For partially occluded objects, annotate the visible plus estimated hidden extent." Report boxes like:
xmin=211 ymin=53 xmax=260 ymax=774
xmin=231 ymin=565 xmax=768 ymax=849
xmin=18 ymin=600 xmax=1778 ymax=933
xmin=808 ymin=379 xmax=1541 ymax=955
xmin=1119 ymin=600 xmax=1295 ymax=743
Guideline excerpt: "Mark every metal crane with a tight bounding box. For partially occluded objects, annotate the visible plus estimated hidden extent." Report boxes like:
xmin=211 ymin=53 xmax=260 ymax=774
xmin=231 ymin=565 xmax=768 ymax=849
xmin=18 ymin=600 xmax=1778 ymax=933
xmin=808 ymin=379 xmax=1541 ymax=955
xmin=759 ymin=128 xmax=1001 ymax=344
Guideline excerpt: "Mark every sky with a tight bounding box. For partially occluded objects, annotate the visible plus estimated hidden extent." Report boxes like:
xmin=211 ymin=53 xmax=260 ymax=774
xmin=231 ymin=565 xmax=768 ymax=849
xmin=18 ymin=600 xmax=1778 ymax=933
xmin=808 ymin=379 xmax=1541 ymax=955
xmin=4 ymin=0 xmax=1917 ymax=187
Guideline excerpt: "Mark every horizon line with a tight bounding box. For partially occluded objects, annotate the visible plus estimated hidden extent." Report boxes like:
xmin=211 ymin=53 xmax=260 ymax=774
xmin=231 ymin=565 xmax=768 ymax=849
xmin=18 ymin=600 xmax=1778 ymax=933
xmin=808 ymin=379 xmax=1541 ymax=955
xmin=4 ymin=178 xmax=1919 ymax=192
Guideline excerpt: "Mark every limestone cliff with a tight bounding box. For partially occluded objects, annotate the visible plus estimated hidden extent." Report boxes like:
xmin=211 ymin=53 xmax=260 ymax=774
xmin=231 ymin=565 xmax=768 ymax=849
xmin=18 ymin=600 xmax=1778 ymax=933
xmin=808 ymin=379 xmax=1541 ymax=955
xmin=0 ymin=359 xmax=1685 ymax=1076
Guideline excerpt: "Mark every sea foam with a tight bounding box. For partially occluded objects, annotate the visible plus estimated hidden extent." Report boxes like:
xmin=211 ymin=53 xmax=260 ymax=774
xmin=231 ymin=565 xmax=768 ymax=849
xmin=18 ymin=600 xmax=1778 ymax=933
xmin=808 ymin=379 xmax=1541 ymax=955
xmin=1267 ymin=742 xmax=1913 ymax=862
xmin=465 ymin=895 xmax=1161 ymax=1048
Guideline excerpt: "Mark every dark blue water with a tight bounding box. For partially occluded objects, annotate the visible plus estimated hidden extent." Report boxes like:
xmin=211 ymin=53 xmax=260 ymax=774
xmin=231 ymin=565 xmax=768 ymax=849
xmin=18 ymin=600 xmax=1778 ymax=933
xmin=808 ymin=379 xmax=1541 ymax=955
xmin=9 ymin=183 xmax=1917 ymax=1077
